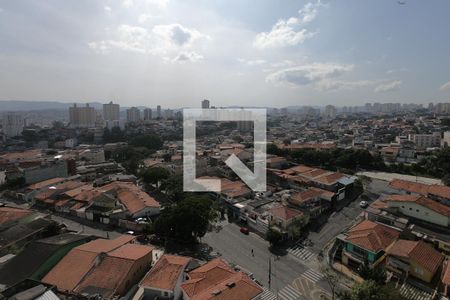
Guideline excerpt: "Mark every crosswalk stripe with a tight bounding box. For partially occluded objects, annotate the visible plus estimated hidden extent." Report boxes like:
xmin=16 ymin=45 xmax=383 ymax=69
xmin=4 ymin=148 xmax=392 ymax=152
xmin=260 ymin=287 xmax=277 ymax=300
xmin=288 ymin=247 xmax=315 ymax=260
xmin=278 ymin=285 xmax=302 ymax=300
xmin=400 ymin=283 xmax=432 ymax=300
xmin=302 ymin=269 xmax=322 ymax=282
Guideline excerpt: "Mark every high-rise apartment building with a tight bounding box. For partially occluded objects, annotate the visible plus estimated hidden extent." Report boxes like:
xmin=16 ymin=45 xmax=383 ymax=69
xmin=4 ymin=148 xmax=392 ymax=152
xmin=202 ymin=99 xmax=210 ymax=109
xmin=126 ymin=107 xmax=141 ymax=123
xmin=2 ymin=112 xmax=24 ymax=137
xmin=69 ymin=104 xmax=96 ymax=128
xmin=156 ymin=105 xmax=162 ymax=119
xmin=324 ymin=105 xmax=337 ymax=119
xmin=103 ymin=101 xmax=120 ymax=121
xmin=144 ymin=108 xmax=152 ymax=121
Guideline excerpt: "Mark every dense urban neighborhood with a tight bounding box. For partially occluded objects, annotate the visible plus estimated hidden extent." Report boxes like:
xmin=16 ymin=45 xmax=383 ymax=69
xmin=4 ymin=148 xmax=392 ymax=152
xmin=0 ymin=100 xmax=449 ymax=300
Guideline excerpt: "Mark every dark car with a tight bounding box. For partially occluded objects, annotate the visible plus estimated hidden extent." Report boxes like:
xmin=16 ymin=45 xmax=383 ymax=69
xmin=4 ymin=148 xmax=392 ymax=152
xmin=240 ymin=227 xmax=249 ymax=235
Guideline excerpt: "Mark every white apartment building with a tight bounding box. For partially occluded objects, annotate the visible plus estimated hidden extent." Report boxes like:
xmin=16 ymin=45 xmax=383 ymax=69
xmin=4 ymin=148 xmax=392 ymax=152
xmin=1 ymin=112 xmax=24 ymax=137
xmin=126 ymin=107 xmax=141 ymax=123
xmin=408 ymin=132 xmax=441 ymax=150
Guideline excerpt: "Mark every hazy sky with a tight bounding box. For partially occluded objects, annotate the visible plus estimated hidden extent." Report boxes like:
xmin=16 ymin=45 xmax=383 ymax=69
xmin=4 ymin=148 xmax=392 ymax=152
xmin=1 ymin=0 xmax=450 ymax=108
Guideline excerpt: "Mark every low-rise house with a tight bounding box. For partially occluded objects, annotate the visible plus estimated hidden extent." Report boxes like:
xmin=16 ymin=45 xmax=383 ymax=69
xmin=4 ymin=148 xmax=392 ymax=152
xmin=74 ymin=243 xmax=154 ymax=298
xmin=42 ymin=235 xmax=152 ymax=299
xmin=339 ymin=220 xmax=400 ymax=270
xmin=389 ymin=179 xmax=450 ymax=205
xmin=266 ymin=156 xmax=288 ymax=169
xmin=269 ymin=205 xmax=309 ymax=239
xmin=289 ymin=187 xmax=334 ymax=218
xmin=0 ymin=233 xmax=94 ymax=288
xmin=384 ymin=194 xmax=450 ymax=227
xmin=386 ymin=239 xmax=443 ymax=283
xmin=180 ymin=258 xmax=263 ymax=300
xmin=136 ymin=254 xmax=192 ymax=300
xmin=0 ymin=206 xmax=56 ymax=256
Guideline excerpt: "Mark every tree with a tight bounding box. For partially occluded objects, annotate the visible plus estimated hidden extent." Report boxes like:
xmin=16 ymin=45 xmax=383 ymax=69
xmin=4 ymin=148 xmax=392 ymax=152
xmin=160 ymin=174 xmax=184 ymax=202
xmin=337 ymin=280 xmax=402 ymax=300
xmin=358 ymin=263 xmax=386 ymax=285
xmin=130 ymin=134 xmax=163 ymax=150
xmin=320 ymin=265 xmax=341 ymax=300
xmin=141 ymin=167 xmax=170 ymax=190
xmin=152 ymin=196 xmax=218 ymax=243
xmin=266 ymin=228 xmax=283 ymax=246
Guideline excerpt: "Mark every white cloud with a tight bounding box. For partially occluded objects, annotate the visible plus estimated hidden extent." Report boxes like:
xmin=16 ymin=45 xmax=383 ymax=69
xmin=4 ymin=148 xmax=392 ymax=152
xmin=104 ymin=6 xmax=112 ymax=14
xmin=315 ymin=80 xmax=375 ymax=91
xmin=152 ymin=23 xmax=206 ymax=47
xmin=374 ymin=80 xmax=402 ymax=92
xmin=271 ymin=60 xmax=295 ymax=68
xmin=88 ymin=23 xmax=208 ymax=63
xmin=266 ymin=63 xmax=353 ymax=87
xmin=253 ymin=1 xmax=323 ymax=49
xmin=237 ymin=58 xmax=266 ymax=66
xmin=123 ymin=0 xmax=169 ymax=9
xmin=138 ymin=14 xmax=152 ymax=24
xmin=439 ymin=81 xmax=450 ymax=91
xmin=386 ymin=67 xmax=407 ymax=74
xmin=171 ymin=51 xmax=203 ymax=63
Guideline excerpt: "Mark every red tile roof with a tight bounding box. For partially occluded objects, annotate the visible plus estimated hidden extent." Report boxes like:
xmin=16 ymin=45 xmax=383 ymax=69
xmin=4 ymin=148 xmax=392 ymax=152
xmin=389 ymin=179 xmax=450 ymax=200
xmin=181 ymin=258 xmax=262 ymax=300
xmin=108 ymin=243 xmax=154 ymax=260
xmin=386 ymin=194 xmax=450 ymax=217
xmin=140 ymin=254 xmax=191 ymax=290
xmin=270 ymin=205 xmax=303 ymax=221
xmin=0 ymin=207 xmax=32 ymax=225
xmin=117 ymin=189 xmax=160 ymax=214
xmin=28 ymin=178 xmax=65 ymax=190
xmin=42 ymin=248 xmax=98 ymax=291
xmin=290 ymin=187 xmax=334 ymax=205
xmin=74 ymin=256 xmax=135 ymax=298
xmin=345 ymin=220 xmax=400 ymax=253
xmin=42 ymin=235 xmax=138 ymax=292
xmin=387 ymin=239 xmax=443 ymax=274
xmin=76 ymin=235 xmax=136 ymax=253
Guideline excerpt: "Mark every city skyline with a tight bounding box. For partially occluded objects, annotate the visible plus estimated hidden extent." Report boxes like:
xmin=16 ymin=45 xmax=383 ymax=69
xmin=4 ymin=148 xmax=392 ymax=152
xmin=1 ymin=1 xmax=450 ymax=108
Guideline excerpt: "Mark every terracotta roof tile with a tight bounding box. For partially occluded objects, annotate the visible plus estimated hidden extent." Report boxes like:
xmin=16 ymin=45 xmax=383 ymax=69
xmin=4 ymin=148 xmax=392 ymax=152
xmin=108 ymin=243 xmax=154 ymax=260
xmin=76 ymin=235 xmax=136 ymax=253
xmin=270 ymin=205 xmax=303 ymax=221
xmin=387 ymin=239 xmax=443 ymax=274
xmin=345 ymin=220 xmax=400 ymax=253
xmin=181 ymin=259 xmax=262 ymax=300
xmin=140 ymin=254 xmax=191 ymax=290
xmin=42 ymin=248 xmax=98 ymax=291
xmin=0 ymin=207 xmax=32 ymax=225
xmin=386 ymin=194 xmax=450 ymax=217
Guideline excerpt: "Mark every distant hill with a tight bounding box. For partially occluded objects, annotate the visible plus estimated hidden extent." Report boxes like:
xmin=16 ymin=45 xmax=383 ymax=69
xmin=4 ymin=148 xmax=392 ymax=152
xmin=0 ymin=100 xmax=104 ymax=111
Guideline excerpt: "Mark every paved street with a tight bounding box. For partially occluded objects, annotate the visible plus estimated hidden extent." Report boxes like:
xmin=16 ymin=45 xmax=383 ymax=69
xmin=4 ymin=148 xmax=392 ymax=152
xmin=308 ymin=199 xmax=363 ymax=252
xmin=50 ymin=214 xmax=122 ymax=239
xmin=203 ymin=222 xmax=332 ymax=299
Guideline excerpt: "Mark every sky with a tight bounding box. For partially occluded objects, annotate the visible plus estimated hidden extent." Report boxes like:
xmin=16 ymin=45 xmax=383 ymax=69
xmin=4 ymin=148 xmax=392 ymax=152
xmin=0 ymin=0 xmax=450 ymax=108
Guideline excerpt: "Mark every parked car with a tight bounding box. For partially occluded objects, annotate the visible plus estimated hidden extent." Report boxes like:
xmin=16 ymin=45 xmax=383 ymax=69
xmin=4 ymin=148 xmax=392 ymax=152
xmin=240 ymin=227 xmax=249 ymax=235
xmin=359 ymin=200 xmax=368 ymax=208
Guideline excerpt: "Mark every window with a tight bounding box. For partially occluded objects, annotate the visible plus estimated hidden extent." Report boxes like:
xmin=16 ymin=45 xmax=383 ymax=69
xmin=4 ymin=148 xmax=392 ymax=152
xmin=401 ymin=206 xmax=405 ymax=209
xmin=409 ymin=208 xmax=412 ymax=210
xmin=416 ymin=209 xmax=419 ymax=212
